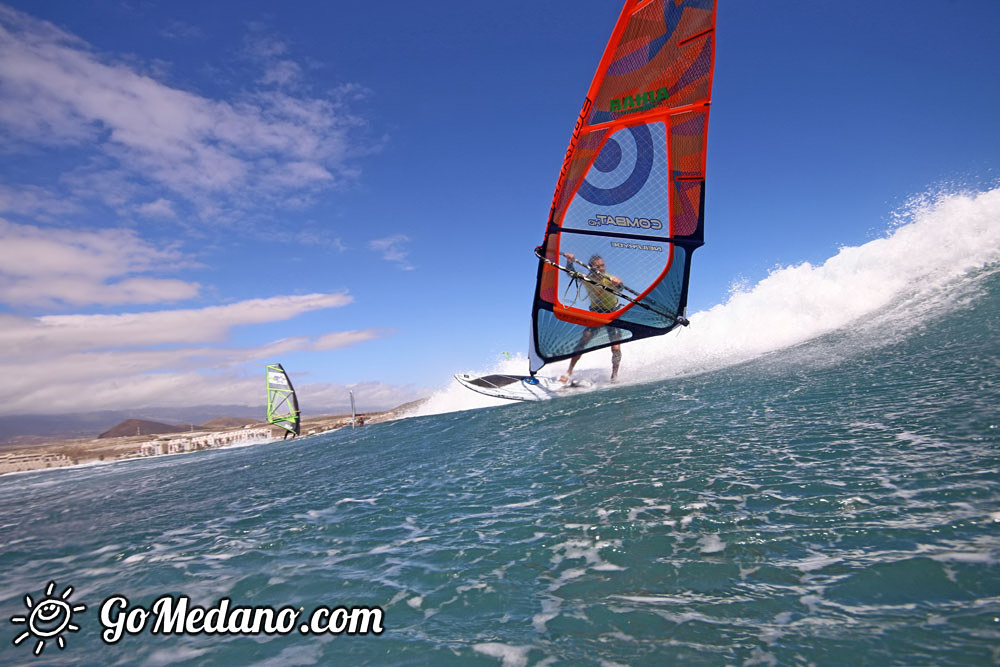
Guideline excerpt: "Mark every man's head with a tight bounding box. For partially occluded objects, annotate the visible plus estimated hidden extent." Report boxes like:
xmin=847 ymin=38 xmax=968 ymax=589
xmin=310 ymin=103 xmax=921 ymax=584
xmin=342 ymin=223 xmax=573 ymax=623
xmin=589 ymin=255 xmax=605 ymax=272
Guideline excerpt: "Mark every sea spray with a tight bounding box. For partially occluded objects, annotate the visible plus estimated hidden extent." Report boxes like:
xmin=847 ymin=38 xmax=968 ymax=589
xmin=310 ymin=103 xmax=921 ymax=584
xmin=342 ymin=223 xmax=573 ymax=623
xmin=417 ymin=186 xmax=1000 ymax=417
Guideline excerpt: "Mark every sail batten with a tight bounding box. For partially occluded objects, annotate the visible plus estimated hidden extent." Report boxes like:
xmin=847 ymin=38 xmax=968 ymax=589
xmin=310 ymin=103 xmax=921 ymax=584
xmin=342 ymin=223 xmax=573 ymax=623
xmin=530 ymin=0 xmax=717 ymax=373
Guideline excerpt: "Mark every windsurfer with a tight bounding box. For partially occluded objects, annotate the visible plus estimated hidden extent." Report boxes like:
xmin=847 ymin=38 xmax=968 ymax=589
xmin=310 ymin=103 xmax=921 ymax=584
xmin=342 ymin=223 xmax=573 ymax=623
xmin=559 ymin=253 xmax=623 ymax=383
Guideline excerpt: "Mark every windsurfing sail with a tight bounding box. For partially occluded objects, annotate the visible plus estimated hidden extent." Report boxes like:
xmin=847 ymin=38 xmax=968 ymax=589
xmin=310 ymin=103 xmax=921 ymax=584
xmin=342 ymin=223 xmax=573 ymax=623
xmin=349 ymin=390 xmax=356 ymax=428
xmin=266 ymin=363 xmax=300 ymax=437
xmin=529 ymin=0 xmax=717 ymax=373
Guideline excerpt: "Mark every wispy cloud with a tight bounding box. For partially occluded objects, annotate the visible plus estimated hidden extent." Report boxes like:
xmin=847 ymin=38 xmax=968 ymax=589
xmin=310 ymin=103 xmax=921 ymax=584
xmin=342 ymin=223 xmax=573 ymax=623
xmin=158 ymin=20 xmax=204 ymax=42
xmin=369 ymin=234 xmax=414 ymax=270
xmin=0 ymin=293 xmax=398 ymax=415
xmin=0 ymin=218 xmax=200 ymax=307
xmin=0 ymin=370 xmax=427 ymax=417
xmin=0 ymin=182 xmax=82 ymax=220
xmin=0 ymin=6 xmax=426 ymax=418
xmin=0 ymin=292 xmax=354 ymax=354
xmin=136 ymin=198 xmax=176 ymax=219
xmin=241 ymin=27 xmax=306 ymax=89
xmin=0 ymin=328 xmax=386 ymax=396
xmin=244 ymin=329 xmax=389 ymax=361
xmin=0 ymin=4 xmax=379 ymax=224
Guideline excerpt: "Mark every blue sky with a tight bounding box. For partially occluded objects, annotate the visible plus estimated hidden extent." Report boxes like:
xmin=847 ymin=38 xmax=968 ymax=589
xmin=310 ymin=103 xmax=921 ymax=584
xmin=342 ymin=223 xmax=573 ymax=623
xmin=1 ymin=1 xmax=998 ymax=416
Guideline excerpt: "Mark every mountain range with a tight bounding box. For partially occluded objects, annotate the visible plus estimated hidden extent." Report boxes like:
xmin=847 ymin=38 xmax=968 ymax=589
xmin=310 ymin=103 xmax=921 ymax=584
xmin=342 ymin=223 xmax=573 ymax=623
xmin=0 ymin=405 xmax=265 ymax=445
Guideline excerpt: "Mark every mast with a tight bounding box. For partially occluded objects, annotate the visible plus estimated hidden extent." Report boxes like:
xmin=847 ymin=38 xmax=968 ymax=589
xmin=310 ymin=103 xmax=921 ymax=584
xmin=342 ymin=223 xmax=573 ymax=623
xmin=350 ymin=390 xmax=356 ymax=428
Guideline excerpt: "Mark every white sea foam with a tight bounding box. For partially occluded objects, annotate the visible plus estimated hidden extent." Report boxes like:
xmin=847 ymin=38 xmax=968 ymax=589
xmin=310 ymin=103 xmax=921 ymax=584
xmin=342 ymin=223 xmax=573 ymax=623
xmin=143 ymin=647 xmax=210 ymax=666
xmin=929 ymin=551 xmax=995 ymax=564
xmin=791 ymin=554 xmax=842 ymax=572
xmin=244 ymin=644 xmax=322 ymax=667
xmin=499 ymin=498 xmax=542 ymax=509
xmin=335 ymin=496 xmax=378 ymax=505
xmin=413 ymin=187 xmax=1000 ymax=416
xmin=627 ymin=502 xmax=671 ymax=521
xmin=473 ymin=642 xmax=532 ymax=667
xmin=799 ymin=594 xmax=825 ymax=614
xmin=698 ymin=534 xmax=726 ymax=554
xmin=744 ymin=647 xmax=779 ymax=666
xmin=532 ymin=596 xmax=562 ymax=633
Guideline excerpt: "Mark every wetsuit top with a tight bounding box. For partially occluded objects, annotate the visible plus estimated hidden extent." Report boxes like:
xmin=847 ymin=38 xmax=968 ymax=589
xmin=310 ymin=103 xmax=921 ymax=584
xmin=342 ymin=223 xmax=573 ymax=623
xmin=584 ymin=273 xmax=620 ymax=312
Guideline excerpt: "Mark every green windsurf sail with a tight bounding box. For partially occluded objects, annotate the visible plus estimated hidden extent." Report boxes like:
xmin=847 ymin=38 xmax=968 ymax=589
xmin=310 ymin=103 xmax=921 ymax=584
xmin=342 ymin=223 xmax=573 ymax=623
xmin=266 ymin=363 xmax=300 ymax=437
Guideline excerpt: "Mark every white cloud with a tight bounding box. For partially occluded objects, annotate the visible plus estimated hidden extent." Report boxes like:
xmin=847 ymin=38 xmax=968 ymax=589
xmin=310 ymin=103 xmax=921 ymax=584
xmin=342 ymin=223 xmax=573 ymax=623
xmin=242 ymin=28 xmax=288 ymax=60
xmin=261 ymin=60 xmax=302 ymax=87
xmin=0 ymin=292 xmax=354 ymax=355
xmin=0 ymin=182 xmax=81 ymax=219
xmin=0 ymin=218 xmax=200 ymax=307
xmin=311 ymin=330 xmax=388 ymax=350
xmin=0 ymin=331 xmax=387 ymax=401
xmin=369 ymin=234 xmax=414 ymax=270
xmin=0 ymin=8 xmax=423 ymax=420
xmin=0 ymin=292 xmax=404 ymax=416
xmin=0 ymin=371 xmax=427 ymax=417
xmin=136 ymin=198 xmax=176 ymax=218
xmin=0 ymin=5 xmax=378 ymax=220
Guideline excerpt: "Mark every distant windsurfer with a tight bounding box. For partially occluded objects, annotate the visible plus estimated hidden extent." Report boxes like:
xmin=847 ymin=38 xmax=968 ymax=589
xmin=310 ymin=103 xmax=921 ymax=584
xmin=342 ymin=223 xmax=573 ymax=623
xmin=559 ymin=253 xmax=623 ymax=384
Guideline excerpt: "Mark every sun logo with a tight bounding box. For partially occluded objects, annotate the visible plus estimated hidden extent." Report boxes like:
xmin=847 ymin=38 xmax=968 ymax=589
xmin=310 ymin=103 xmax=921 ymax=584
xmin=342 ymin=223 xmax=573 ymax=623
xmin=10 ymin=581 xmax=86 ymax=656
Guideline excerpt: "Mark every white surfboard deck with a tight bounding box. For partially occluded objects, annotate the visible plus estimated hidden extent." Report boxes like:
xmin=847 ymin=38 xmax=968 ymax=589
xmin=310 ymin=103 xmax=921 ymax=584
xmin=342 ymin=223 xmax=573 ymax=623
xmin=454 ymin=373 xmax=595 ymax=402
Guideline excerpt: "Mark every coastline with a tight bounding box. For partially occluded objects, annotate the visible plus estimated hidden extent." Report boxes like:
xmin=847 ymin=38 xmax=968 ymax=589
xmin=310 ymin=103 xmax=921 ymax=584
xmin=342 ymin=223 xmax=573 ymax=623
xmin=0 ymin=401 xmax=424 ymax=477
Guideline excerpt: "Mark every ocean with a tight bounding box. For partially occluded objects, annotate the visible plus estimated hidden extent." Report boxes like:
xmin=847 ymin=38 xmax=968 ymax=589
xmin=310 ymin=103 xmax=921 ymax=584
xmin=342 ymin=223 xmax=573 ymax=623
xmin=1 ymin=189 xmax=999 ymax=665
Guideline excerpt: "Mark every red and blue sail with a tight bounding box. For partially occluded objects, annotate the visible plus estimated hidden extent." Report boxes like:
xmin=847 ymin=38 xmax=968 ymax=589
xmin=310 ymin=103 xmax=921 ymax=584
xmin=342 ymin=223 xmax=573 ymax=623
xmin=529 ymin=0 xmax=717 ymax=373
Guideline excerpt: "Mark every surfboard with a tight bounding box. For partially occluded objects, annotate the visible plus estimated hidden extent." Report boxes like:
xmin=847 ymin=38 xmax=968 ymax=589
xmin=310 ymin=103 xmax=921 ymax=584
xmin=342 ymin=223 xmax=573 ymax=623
xmin=454 ymin=373 xmax=593 ymax=402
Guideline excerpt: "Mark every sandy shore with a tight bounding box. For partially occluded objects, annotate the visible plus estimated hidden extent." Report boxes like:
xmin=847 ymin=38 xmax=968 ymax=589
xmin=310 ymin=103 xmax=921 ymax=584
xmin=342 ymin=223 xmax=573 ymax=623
xmin=0 ymin=404 xmax=419 ymax=477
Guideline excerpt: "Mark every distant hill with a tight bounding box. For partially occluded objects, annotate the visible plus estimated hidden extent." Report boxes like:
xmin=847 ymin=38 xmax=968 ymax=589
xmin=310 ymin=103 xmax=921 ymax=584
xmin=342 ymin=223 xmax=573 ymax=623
xmin=0 ymin=399 xmax=429 ymax=444
xmin=98 ymin=419 xmax=191 ymax=439
xmin=0 ymin=405 xmax=264 ymax=443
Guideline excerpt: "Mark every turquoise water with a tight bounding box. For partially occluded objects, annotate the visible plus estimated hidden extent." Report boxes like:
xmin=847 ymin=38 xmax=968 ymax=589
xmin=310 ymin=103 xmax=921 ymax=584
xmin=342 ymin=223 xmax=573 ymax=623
xmin=2 ymin=271 xmax=999 ymax=665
